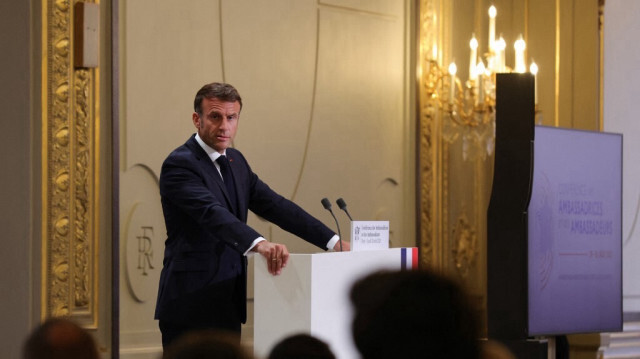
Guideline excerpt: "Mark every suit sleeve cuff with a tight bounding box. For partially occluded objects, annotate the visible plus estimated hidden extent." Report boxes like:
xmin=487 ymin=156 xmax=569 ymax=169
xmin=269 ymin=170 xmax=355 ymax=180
xmin=326 ymin=234 xmax=340 ymax=250
xmin=244 ymin=237 xmax=266 ymax=256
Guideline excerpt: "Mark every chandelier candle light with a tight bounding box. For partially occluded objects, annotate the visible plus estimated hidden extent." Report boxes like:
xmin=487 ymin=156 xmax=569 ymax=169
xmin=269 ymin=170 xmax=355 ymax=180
xmin=469 ymin=36 xmax=478 ymax=80
xmin=423 ymin=4 xmax=539 ymax=160
xmin=530 ymin=61 xmax=539 ymax=105
xmin=488 ymin=5 xmax=496 ymax=52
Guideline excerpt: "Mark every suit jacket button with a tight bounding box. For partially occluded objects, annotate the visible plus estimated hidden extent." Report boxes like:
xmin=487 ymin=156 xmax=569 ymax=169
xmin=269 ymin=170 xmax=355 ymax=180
xmin=234 ymin=242 xmax=238 ymax=246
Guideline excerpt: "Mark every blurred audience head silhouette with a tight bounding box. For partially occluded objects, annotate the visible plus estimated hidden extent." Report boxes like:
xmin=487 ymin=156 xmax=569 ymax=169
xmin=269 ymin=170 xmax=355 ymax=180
xmin=481 ymin=340 xmax=518 ymax=359
xmin=350 ymin=269 xmax=481 ymax=359
xmin=268 ymin=333 xmax=336 ymax=359
xmin=23 ymin=317 xmax=99 ymax=359
xmin=162 ymin=329 xmax=252 ymax=359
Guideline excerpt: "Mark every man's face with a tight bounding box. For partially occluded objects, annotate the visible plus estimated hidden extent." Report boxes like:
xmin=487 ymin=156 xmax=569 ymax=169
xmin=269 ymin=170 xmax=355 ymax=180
xmin=193 ymin=97 xmax=240 ymax=154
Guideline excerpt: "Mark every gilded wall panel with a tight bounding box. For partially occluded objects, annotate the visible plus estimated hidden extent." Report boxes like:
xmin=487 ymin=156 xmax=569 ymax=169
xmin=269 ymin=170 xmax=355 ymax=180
xmin=42 ymin=0 xmax=99 ymax=327
xmin=418 ymin=0 xmax=494 ymax=330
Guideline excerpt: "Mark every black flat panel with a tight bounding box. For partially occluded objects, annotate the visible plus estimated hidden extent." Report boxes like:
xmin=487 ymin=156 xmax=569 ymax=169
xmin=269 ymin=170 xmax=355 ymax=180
xmin=487 ymin=73 xmax=535 ymax=340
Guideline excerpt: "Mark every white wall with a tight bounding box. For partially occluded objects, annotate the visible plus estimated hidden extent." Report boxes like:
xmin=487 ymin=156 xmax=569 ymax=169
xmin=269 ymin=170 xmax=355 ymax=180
xmin=603 ymin=0 xmax=640 ymax=313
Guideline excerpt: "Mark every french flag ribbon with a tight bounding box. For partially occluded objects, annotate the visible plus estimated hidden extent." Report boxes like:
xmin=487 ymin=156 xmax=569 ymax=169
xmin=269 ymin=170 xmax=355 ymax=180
xmin=401 ymin=247 xmax=418 ymax=270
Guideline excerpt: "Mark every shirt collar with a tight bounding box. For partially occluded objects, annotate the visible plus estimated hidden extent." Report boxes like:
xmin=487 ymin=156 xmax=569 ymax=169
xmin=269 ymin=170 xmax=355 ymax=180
xmin=195 ymin=133 xmax=225 ymax=162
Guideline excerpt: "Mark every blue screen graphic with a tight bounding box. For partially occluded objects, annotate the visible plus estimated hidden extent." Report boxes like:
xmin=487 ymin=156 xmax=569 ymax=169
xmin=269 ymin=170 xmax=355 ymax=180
xmin=528 ymin=126 xmax=622 ymax=335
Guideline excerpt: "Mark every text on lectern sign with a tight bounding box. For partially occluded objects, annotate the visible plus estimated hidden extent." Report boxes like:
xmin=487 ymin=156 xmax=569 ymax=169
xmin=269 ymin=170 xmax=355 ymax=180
xmin=351 ymin=221 xmax=389 ymax=251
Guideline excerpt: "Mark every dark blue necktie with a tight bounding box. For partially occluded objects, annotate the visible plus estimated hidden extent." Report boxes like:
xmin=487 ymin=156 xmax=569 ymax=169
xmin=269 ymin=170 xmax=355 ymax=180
xmin=216 ymin=155 xmax=237 ymax=214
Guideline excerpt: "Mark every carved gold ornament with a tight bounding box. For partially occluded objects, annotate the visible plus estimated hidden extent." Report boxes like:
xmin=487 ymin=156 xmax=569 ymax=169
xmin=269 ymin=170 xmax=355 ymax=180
xmin=42 ymin=0 xmax=99 ymax=327
xmin=451 ymin=214 xmax=478 ymax=278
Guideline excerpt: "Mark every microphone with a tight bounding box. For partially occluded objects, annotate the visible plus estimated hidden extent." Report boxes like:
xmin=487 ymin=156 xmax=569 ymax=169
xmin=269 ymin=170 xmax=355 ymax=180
xmin=321 ymin=198 xmax=343 ymax=252
xmin=336 ymin=198 xmax=353 ymax=221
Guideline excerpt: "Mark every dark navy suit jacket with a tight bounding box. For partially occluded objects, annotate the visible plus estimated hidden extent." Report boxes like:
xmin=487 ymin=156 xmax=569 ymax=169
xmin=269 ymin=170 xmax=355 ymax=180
xmin=154 ymin=134 xmax=335 ymax=327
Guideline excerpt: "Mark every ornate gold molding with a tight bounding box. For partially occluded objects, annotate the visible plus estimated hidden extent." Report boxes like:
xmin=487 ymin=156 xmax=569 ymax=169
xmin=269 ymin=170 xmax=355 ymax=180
xmin=418 ymin=0 xmax=439 ymax=269
xmin=418 ymin=0 xmax=487 ymax=329
xmin=451 ymin=211 xmax=478 ymax=277
xmin=42 ymin=0 xmax=99 ymax=327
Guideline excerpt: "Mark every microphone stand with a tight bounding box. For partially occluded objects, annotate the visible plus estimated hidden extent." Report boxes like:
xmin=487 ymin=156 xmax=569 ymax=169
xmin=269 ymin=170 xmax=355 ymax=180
xmin=321 ymin=198 xmax=343 ymax=252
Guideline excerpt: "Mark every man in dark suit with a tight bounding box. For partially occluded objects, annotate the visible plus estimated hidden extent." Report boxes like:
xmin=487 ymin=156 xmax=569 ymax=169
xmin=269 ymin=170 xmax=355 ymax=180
xmin=154 ymin=82 xmax=349 ymax=349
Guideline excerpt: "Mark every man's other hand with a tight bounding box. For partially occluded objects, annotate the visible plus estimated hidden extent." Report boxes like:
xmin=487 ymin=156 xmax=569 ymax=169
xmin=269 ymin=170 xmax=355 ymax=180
xmin=253 ymin=241 xmax=290 ymax=275
xmin=334 ymin=240 xmax=350 ymax=251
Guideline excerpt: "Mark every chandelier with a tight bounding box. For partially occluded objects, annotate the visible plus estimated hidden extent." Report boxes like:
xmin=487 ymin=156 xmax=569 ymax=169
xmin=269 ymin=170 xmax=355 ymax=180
xmin=422 ymin=5 xmax=539 ymax=161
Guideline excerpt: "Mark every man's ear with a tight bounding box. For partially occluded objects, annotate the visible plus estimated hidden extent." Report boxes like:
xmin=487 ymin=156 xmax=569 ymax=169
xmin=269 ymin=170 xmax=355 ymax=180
xmin=192 ymin=112 xmax=200 ymax=129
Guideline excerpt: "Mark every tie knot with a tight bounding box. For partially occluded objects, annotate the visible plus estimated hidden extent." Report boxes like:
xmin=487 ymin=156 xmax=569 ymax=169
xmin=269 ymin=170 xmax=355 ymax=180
xmin=217 ymin=155 xmax=230 ymax=169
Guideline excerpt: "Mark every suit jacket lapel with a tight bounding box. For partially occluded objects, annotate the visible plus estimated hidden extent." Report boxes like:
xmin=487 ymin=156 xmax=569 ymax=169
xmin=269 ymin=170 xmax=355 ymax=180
xmin=186 ymin=136 xmax=236 ymax=214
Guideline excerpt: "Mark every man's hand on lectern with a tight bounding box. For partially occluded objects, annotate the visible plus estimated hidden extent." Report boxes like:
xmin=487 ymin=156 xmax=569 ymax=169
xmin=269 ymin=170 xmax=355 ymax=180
xmin=334 ymin=240 xmax=351 ymax=251
xmin=254 ymin=241 xmax=290 ymax=275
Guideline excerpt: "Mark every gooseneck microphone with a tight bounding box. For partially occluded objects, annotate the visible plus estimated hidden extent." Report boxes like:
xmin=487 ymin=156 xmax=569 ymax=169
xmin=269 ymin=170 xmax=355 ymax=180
xmin=321 ymin=198 xmax=343 ymax=251
xmin=336 ymin=198 xmax=353 ymax=221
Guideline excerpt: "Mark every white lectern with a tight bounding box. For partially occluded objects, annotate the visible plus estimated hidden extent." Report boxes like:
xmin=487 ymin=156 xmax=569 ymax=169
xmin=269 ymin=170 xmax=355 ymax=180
xmin=254 ymin=247 xmax=418 ymax=359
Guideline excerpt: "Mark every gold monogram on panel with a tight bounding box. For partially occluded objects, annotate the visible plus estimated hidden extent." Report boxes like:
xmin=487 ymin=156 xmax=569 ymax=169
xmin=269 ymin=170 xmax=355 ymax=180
xmin=43 ymin=0 xmax=99 ymax=326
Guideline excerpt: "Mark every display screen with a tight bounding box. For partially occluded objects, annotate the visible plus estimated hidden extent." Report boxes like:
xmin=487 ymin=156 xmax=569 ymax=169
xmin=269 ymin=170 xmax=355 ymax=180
xmin=528 ymin=126 xmax=622 ymax=335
